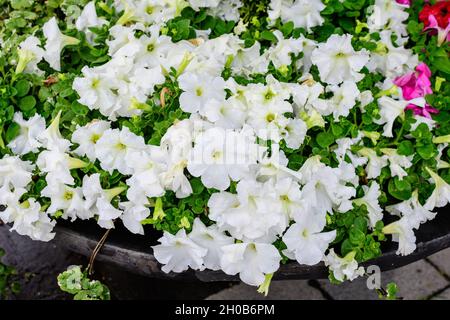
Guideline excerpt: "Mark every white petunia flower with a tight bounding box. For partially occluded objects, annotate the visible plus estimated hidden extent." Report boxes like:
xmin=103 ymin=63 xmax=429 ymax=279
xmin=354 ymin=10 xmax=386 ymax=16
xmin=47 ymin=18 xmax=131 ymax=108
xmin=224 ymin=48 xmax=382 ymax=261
xmin=220 ymin=242 xmax=281 ymax=286
xmin=357 ymin=148 xmax=388 ymax=179
xmin=27 ymin=209 xmax=57 ymax=242
xmin=206 ymin=0 xmax=242 ymax=21
xmin=353 ymin=182 xmax=383 ymax=228
xmin=281 ymin=118 xmax=307 ymax=150
xmin=324 ymin=249 xmax=365 ymax=282
xmin=75 ymin=1 xmax=107 ymax=43
xmin=0 ymin=186 xmax=27 ymax=222
xmin=291 ymin=80 xmax=328 ymax=116
xmin=8 ymin=112 xmax=45 ymax=155
xmin=256 ymin=144 xmax=290 ymax=180
xmin=71 ymin=120 xmax=111 ymax=162
xmin=245 ymin=76 xmax=293 ymax=142
xmin=119 ymin=201 xmax=150 ymax=235
xmin=95 ymin=127 xmax=146 ymax=175
xmin=43 ymin=17 xmax=80 ymax=71
xmin=153 ymin=229 xmax=207 ymax=273
xmin=272 ymin=177 xmax=304 ymax=220
xmin=0 ymin=187 xmax=55 ymax=242
xmin=359 ymin=90 xmax=375 ymax=111
xmin=106 ymin=24 xmax=141 ymax=56
xmin=188 ymin=127 xmax=262 ymax=191
xmin=0 ymin=155 xmax=34 ymax=190
xmin=189 ymin=0 xmax=220 ymax=10
xmin=424 ymin=168 xmax=450 ymax=210
xmin=161 ymin=118 xmax=196 ymax=162
xmin=296 ymin=36 xmax=317 ymax=74
xmin=178 ymin=72 xmax=226 ymax=114
xmin=232 ymin=42 xmax=269 ymax=76
xmin=208 ymin=179 xmax=288 ymax=242
xmin=383 ymin=217 xmax=416 ymax=256
xmin=72 ymin=66 xmax=118 ymax=118
xmin=202 ymin=98 xmax=246 ymax=130
xmin=15 ymin=36 xmax=45 ymax=75
xmin=326 ymin=81 xmax=360 ymax=121
xmin=37 ymin=111 xmax=71 ymax=152
xmin=367 ymin=0 xmax=409 ymax=35
xmin=380 ymin=148 xmax=413 ymax=180
xmin=160 ymin=159 xmax=193 ymax=199
xmin=283 ymin=212 xmax=336 ymax=265
xmin=333 ymin=134 xmax=367 ymax=167
xmin=188 ymin=218 xmax=234 ymax=271
xmin=311 ymin=34 xmax=369 ymax=85
xmin=129 ymin=25 xmax=176 ymax=68
xmin=367 ymin=30 xmax=418 ymax=79
xmin=267 ymin=31 xmax=303 ymax=70
xmin=41 ymin=183 xmax=88 ymax=221
xmin=114 ymin=0 xmax=181 ymax=26
xmin=298 ymin=156 xmax=356 ymax=215
xmin=387 ymin=190 xmax=436 ymax=229
xmin=81 ymin=174 xmax=125 ymax=229
xmin=374 ymin=96 xmax=424 ymax=138
xmin=268 ymin=0 xmax=325 ymax=32
xmin=37 ymin=149 xmax=87 ymax=186
xmin=125 ymin=146 xmax=167 ymax=203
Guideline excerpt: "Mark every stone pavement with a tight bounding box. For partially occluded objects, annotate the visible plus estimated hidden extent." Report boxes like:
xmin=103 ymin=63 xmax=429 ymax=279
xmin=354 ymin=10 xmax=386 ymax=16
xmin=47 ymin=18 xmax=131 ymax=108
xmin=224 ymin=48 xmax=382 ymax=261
xmin=208 ymin=251 xmax=450 ymax=300
xmin=1 ymin=224 xmax=450 ymax=300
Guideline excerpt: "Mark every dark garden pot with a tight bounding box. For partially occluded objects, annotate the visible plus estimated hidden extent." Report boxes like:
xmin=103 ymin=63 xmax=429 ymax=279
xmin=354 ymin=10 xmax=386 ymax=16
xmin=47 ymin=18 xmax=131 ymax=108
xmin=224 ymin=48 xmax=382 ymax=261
xmin=55 ymin=207 xmax=450 ymax=282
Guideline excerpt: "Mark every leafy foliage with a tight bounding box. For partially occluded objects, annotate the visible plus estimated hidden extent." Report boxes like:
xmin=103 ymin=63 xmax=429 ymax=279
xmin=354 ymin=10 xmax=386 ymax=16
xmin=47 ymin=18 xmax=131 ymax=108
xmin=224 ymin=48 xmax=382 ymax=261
xmin=57 ymin=265 xmax=110 ymax=300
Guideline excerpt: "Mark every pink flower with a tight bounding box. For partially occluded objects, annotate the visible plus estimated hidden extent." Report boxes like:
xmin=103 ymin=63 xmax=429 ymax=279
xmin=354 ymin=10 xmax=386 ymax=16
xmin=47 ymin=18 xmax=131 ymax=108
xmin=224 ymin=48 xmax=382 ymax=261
xmin=405 ymin=104 xmax=439 ymax=119
xmin=424 ymin=15 xmax=450 ymax=46
xmin=394 ymin=63 xmax=433 ymax=100
xmin=394 ymin=63 xmax=439 ymax=119
xmin=396 ymin=0 xmax=410 ymax=6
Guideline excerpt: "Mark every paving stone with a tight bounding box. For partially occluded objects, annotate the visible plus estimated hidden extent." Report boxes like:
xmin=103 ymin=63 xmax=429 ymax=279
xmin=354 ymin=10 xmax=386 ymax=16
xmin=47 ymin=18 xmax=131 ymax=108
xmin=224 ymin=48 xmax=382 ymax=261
xmin=431 ymin=287 xmax=450 ymax=300
xmin=206 ymin=280 xmax=325 ymax=300
xmin=0 ymin=225 xmax=85 ymax=300
xmin=428 ymin=248 xmax=450 ymax=279
xmin=318 ymin=277 xmax=379 ymax=300
xmin=319 ymin=260 xmax=449 ymax=300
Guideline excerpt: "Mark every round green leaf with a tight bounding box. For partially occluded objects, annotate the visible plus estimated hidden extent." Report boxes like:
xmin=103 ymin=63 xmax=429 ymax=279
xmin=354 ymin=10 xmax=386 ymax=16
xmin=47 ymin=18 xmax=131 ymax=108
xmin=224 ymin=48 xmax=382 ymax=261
xmin=19 ymin=96 xmax=36 ymax=111
xmin=316 ymin=132 xmax=335 ymax=148
xmin=14 ymin=80 xmax=31 ymax=97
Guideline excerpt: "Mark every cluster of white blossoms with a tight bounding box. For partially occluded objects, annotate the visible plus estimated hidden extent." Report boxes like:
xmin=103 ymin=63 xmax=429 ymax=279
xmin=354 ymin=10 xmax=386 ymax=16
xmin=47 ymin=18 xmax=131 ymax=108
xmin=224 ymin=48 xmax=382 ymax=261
xmin=3 ymin=0 xmax=449 ymax=289
xmin=0 ymin=155 xmax=55 ymax=241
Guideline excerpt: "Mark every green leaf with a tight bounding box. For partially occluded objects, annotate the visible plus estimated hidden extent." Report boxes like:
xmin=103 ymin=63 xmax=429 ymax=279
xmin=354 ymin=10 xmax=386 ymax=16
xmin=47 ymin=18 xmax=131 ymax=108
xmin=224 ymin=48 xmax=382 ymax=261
xmin=386 ymin=282 xmax=398 ymax=300
xmin=316 ymin=132 xmax=335 ymax=148
xmin=398 ymin=140 xmax=414 ymax=156
xmin=19 ymin=96 xmax=36 ymax=111
xmin=260 ymin=30 xmax=278 ymax=42
xmin=434 ymin=57 xmax=450 ymax=75
xmin=14 ymin=80 xmax=31 ymax=97
xmin=349 ymin=228 xmax=365 ymax=245
xmin=416 ymin=142 xmax=437 ymax=160
xmin=71 ymin=101 xmax=89 ymax=115
xmin=190 ymin=178 xmax=205 ymax=195
xmin=331 ymin=122 xmax=344 ymax=137
xmin=341 ymin=239 xmax=354 ymax=256
xmin=5 ymin=123 xmax=21 ymax=143
xmin=353 ymin=216 xmax=368 ymax=233
xmin=388 ymin=177 xmax=412 ymax=201
xmin=10 ymin=0 xmax=33 ymax=9
xmin=281 ymin=22 xmax=294 ymax=37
